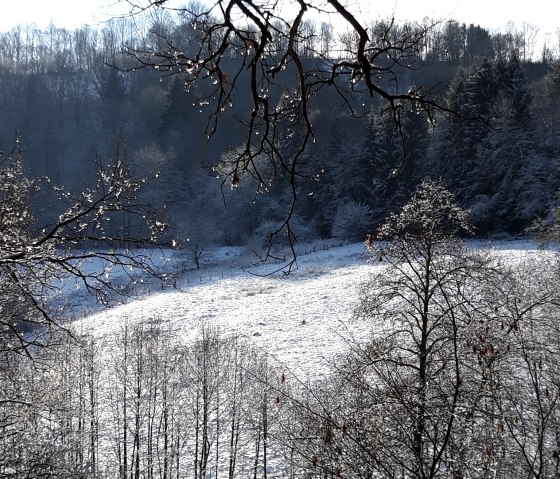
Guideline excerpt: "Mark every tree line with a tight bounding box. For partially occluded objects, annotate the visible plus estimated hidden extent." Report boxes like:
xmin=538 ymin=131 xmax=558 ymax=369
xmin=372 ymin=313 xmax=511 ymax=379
xmin=0 ymin=14 xmax=556 ymax=73
xmin=0 ymin=15 xmax=559 ymax=255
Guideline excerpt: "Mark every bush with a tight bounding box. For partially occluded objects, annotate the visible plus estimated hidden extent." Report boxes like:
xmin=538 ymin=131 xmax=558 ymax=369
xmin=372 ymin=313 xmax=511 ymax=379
xmin=331 ymin=201 xmax=373 ymax=241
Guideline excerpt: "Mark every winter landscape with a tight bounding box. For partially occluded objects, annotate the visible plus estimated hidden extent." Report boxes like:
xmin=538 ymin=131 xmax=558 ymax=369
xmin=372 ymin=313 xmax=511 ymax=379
xmin=69 ymin=238 xmax=548 ymax=377
xmin=2 ymin=0 xmax=560 ymax=478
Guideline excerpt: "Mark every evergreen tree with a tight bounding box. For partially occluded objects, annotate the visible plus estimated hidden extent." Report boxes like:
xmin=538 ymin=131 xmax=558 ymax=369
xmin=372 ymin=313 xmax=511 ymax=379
xmin=469 ymin=55 xmax=545 ymax=231
xmin=362 ymin=107 xmax=428 ymax=225
xmin=97 ymin=65 xmax=128 ymax=139
xmin=425 ymin=56 xmax=554 ymax=233
xmin=464 ymin=24 xmax=494 ymax=64
xmin=424 ymin=69 xmax=471 ymax=195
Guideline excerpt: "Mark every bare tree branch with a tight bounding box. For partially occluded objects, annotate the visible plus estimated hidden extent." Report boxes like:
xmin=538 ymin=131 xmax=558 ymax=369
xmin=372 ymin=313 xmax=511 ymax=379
xmin=118 ymin=0 xmax=455 ymax=270
xmin=0 ymin=139 xmax=169 ymax=355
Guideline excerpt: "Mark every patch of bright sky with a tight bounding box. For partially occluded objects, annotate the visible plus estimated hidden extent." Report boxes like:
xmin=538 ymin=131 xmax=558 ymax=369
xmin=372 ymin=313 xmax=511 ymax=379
xmin=0 ymin=0 xmax=558 ymax=39
xmin=369 ymin=0 xmax=558 ymax=34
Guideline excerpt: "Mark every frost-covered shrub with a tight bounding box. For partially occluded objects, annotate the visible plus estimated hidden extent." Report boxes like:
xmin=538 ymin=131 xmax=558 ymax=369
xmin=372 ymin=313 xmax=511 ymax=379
xmin=331 ymin=201 xmax=373 ymax=241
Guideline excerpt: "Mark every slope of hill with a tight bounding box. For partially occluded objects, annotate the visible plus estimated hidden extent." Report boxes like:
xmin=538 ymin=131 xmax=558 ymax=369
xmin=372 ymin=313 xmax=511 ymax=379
xmin=78 ymin=242 xmax=372 ymax=377
xmin=76 ymin=239 xmax=547 ymax=377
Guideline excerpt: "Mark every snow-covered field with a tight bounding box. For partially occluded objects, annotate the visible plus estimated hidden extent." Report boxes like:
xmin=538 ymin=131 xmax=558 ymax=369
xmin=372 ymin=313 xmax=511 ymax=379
xmin=37 ymin=239 xmax=557 ymax=478
xmin=77 ymin=242 xmax=372 ymax=377
xmin=74 ymin=239 xmax=552 ymax=378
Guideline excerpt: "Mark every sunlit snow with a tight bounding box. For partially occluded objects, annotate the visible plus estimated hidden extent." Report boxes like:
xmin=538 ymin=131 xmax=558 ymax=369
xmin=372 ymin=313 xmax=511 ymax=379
xmin=74 ymin=239 xmax=552 ymax=377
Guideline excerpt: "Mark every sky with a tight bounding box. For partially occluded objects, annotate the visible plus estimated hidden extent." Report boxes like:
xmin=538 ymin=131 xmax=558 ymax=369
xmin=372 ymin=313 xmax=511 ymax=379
xmin=0 ymin=0 xmax=113 ymax=31
xmin=0 ymin=0 xmax=558 ymax=39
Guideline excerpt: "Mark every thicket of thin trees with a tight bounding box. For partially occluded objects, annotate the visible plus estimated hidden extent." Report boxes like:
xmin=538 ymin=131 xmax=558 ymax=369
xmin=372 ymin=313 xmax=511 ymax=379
xmin=1 ymin=323 xmax=292 ymax=478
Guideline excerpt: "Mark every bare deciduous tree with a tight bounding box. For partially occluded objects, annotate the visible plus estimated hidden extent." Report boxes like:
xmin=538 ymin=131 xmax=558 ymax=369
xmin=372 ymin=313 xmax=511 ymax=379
xmin=280 ymin=180 xmax=517 ymax=478
xmin=118 ymin=0 xmax=449 ymax=268
xmin=0 ymin=140 xmax=168 ymax=356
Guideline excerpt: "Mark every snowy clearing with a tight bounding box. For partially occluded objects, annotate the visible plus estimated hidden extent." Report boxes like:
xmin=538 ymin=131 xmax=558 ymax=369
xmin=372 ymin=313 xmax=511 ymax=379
xmin=75 ymin=239 xmax=553 ymax=378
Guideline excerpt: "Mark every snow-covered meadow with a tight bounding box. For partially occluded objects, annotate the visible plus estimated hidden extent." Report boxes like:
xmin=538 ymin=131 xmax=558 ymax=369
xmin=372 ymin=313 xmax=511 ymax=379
xmin=74 ymin=242 xmax=373 ymax=377
xmin=73 ymin=239 xmax=551 ymax=377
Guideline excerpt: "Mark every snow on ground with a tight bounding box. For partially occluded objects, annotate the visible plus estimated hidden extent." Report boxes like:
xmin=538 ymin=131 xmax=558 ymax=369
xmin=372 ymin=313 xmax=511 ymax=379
xmin=75 ymin=239 xmax=555 ymax=378
xmin=78 ymin=242 xmax=373 ymax=377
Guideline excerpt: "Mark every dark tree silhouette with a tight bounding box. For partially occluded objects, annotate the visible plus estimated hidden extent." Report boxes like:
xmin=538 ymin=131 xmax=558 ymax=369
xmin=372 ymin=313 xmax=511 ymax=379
xmin=119 ymin=0 xmax=452 ymax=269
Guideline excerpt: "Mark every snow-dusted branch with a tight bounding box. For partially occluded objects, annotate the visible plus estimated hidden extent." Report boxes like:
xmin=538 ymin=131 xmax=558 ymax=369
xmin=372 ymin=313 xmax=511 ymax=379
xmin=0 ymin=141 xmax=169 ymax=355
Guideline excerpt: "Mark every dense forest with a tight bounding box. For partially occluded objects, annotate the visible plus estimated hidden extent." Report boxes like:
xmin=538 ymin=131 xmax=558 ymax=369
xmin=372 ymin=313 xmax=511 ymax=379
xmin=1 ymin=13 xmax=559 ymax=250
